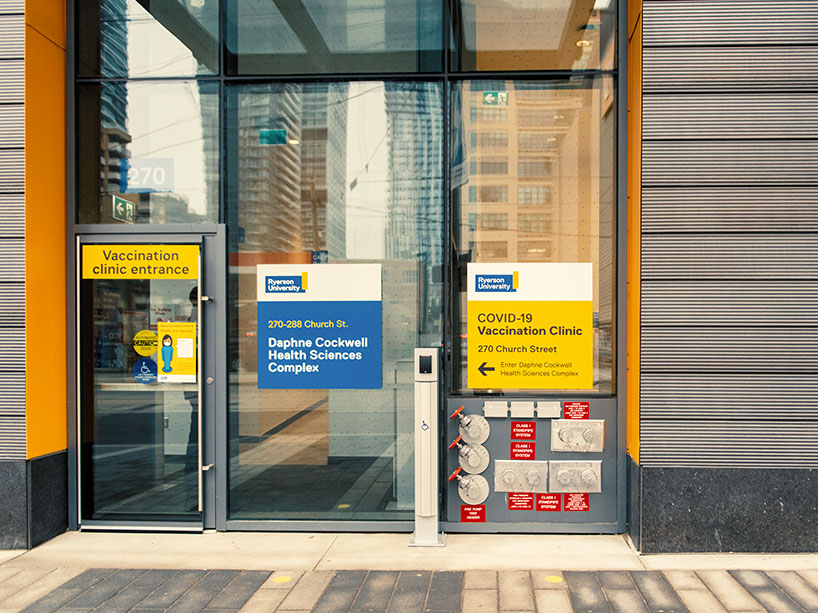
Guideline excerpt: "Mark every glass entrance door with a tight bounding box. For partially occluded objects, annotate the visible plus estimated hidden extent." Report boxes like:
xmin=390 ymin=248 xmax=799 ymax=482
xmin=77 ymin=233 xmax=221 ymax=527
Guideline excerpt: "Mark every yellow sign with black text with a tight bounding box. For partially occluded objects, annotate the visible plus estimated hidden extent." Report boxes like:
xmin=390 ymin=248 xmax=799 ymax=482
xmin=82 ymin=244 xmax=199 ymax=279
xmin=467 ymin=263 xmax=594 ymax=390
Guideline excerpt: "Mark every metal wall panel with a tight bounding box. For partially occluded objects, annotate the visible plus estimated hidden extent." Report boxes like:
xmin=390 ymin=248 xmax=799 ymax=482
xmin=643 ymin=1 xmax=818 ymax=46
xmin=643 ymin=94 xmax=818 ymax=140
xmin=0 ymin=16 xmax=23 ymax=59
xmin=0 ymin=329 xmax=25 ymax=368
xmin=0 ymin=105 xmax=23 ymax=147
xmin=0 ymin=240 xmax=23 ymax=280
xmin=641 ymin=422 xmax=818 ymax=469
xmin=643 ymin=47 xmax=818 ymax=93
xmin=0 ymin=0 xmax=24 ymax=13
xmin=0 ymin=194 xmax=23 ymax=234
xmin=642 ymin=282 xmax=818 ymax=326
xmin=642 ymin=235 xmax=818 ymax=279
xmin=641 ymin=374 xmax=818 ymax=420
xmin=0 ymin=61 xmax=23 ymax=102
xmin=641 ymin=0 xmax=818 ymax=469
xmin=0 ymin=149 xmax=23 ymax=191
xmin=0 ymin=416 xmax=24 ymax=460
xmin=642 ymin=141 xmax=818 ymax=186
xmin=642 ymin=188 xmax=818 ymax=233
xmin=0 ymin=284 xmax=24 ymax=325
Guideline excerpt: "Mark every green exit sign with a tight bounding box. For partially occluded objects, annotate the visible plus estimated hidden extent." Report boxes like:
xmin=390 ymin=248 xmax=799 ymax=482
xmin=482 ymin=91 xmax=508 ymax=106
xmin=259 ymin=128 xmax=288 ymax=145
xmin=112 ymin=194 xmax=136 ymax=224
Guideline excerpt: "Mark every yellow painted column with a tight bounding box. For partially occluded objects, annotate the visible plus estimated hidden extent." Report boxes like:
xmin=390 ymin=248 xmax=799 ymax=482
xmin=25 ymin=0 xmax=67 ymax=459
xmin=626 ymin=0 xmax=642 ymax=464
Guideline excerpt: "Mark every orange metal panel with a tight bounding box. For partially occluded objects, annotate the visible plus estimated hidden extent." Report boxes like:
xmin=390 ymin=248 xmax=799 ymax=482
xmin=26 ymin=0 xmax=66 ymax=50
xmin=626 ymin=12 xmax=642 ymax=464
xmin=25 ymin=23 xmax=67 ymax=459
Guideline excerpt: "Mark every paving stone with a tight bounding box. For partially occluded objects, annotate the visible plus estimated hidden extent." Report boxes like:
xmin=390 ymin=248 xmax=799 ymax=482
xmin=564 ymin=571 xmax=611 ymax=613
xmin=58 ymin=569 xmax=117 ymax=592
xmin=89 ymin=569 xmax=175 ymax=613
xmin=0 ymin=568 xmax=56 ymax=602
xmin=278 ymin=570 xmax=334 ymax=611
xmin=0 ymin=568 xmax=21 ymax=585
xmin=499 ymin=571 xmax=534 ymax=611
xmin=463 ymin=589 xmax=498 ymax=612
xmin=534 ymin=589 xmax=573 ymax=613
xmin=204 ymin=571 xmax=271 ymax=611
xmin=597 ymin=571 xmax=634 ymax=590
xmin=466 ymin=571 xmax=497 ymax=591
xmin=744 ymin=589 xmax=804 ymax=613
xmin=387 ymin=571 xmax=430 ymax=612
xmin=261 ymin=570 xmax=303 ymax=589
xmin=426 ymin=571 xmax=463 ymax=612
xmin=137 ymin=570 xmax=208 ymax=609
xmin=165 ymin=570 xmax=239 ymax=613
xmin=60 ymin=569 xmax=146 ymax=610
xmin=729 ymin=570 xmax=774 ymax=590
xmin=605 ymin=589 xmax=649 ymax=613
xmin=630 ymin=571 xmax=687 ymax=613
xmin=0 ymin=568 xmax=83 ymax=611
xmin=21 ymin=587 xmax=88 ymax=613
xmin=238 ymin=588 xmax=287 ymax=613
xmin=664 ymin=570 xmax=706 ymax=592
xmin=531 ymin=571 xmax=566 ymax=590
xmin=313 ymin=570 xmax=367 ymax=613
xmin=675 ymin=589 xmax=727 ymax=613
xmin=697 ymin=571 xmax=764 ymax=612
xmin=797 ymin=569 xmax=818 ymax=592
xmin=351 ymin=570 xmax=398 ymax=612
xmin=766 ymin=571 xmax=818 ymax=612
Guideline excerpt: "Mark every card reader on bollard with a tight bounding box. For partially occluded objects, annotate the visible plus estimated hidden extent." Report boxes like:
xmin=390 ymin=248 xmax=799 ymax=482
xmin=410 ymin=348 xmax=445 ymax=547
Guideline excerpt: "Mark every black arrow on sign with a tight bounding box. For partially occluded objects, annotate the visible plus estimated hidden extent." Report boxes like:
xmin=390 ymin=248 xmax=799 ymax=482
xmin=478 ymin=362 xmax=495 ymax=376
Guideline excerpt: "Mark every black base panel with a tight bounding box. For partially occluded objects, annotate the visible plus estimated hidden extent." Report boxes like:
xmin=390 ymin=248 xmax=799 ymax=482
xmin=627 ymin=455 xmax=641 ymax=550
xmin=0 ymin=460 xmax=28 ymax=549
xmin=639 ymin=466 xmax=818 ymax=553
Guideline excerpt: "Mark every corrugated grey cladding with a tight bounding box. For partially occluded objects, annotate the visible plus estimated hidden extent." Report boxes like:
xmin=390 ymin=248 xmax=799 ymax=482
xmin=641 ymin=0 xmax=818 ymax=468
xmin=0 ymin=0 xmax=24 ymax=462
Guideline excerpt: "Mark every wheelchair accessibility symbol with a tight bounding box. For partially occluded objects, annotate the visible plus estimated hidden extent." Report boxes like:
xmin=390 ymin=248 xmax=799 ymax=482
xmin=421 ymin=420 xmax=430 ymax=431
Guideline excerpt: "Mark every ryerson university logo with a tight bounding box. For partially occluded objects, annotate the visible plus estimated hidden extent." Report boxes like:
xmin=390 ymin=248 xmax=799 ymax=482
xmin=266 ymin=273 xmax=308 ymax=293
xmin=475 ymin=271 xmax=519 ymax=293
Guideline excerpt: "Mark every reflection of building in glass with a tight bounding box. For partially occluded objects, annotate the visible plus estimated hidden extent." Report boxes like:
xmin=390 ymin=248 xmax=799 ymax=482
xmin=99 ymin=0 xmax=130 ymax=200
xmin=301 ymin=83 xmax=349 ymax=260
xmin=384 ymin=83 xmax=443 ymax=337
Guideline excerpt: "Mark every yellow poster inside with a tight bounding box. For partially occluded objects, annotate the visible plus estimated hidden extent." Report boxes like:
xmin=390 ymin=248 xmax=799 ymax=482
xmin=82 ymin=244 xmax=199 ymax=279
xmin=157 ymin=321 xmax=197 ymax=383
xmin=467 ymin=300 xmax=593 ymax=389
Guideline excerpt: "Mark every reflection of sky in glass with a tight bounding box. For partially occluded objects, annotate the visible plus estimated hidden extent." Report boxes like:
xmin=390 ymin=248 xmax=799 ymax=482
xmin=345 ymin=83 xmax=387 ymax=259
xmin=126 ymin=82 xmax=208 ymax=216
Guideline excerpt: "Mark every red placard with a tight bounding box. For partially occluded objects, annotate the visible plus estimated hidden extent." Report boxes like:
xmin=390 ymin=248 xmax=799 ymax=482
xmin=564 ymin=493 xmax=590 ymax=511
xmin=510 ymin=441 xmax=535 ymax=460
xmin=563 ymin=401 xmax=590 ymax=420
xmin=461 ymin=505 xmax=486 ymax=522
xmin=511 ymin=421 xmax=536 ymax=440
xmin=508 ymin=493 xmax=534 ymax=510
xmin=536 ymin=494 xmax=561 ymax=512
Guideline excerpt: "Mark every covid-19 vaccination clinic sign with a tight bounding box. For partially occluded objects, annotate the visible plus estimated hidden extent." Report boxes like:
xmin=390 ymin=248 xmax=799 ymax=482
xmin=256 ymin=264 xmax=382 ymax=389
xmin=467 ymin=263 xmax=593 ymax=390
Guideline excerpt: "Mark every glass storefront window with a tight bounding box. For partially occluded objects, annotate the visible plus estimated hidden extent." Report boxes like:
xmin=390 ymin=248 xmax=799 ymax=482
xmin=451 ymin=0 xmax=616 ymax=72
xmin=450 ymin=78 xmax=616 ymax=395
xmin=77 ymin=81 xmax=219 ymax=224
xmin=224 ymin=0 xmax=443 ymax=74
xmin=77 ymin=0 xmax=219 ymax=78
xmin=225 ymin=81 xmax=444 ymax=520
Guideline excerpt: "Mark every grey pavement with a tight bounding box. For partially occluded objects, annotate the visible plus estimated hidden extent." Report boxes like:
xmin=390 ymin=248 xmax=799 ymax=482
xmin=2 ymin=533 xmax=818 ymax=612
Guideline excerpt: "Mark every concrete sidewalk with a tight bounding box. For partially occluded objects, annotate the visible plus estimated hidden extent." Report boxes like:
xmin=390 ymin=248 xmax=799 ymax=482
xmin=1 ymin=532 xmax=818 ymax=611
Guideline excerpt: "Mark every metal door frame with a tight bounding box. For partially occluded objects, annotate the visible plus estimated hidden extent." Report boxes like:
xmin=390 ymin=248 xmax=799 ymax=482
xmin=68 ymin=224 xmax=227 ymax=532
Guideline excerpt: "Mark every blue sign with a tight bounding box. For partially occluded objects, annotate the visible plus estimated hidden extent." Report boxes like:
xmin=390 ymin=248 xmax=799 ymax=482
xmin=120 ymin=158 xmax=174 ymax=193
xmin=259 ymin=128 xmax=288 ymax=145
xmin=133 ymin=357 xmax=158 ymax=384
xmin=257 ymin=300 xmax=382 ymax=389
xmin=475 ymin=274 xmax=517 ymax=293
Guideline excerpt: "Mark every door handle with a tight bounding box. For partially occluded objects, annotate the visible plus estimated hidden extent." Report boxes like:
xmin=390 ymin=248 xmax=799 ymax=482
xmin=201 ymin=464 xmax=214 ymax=471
